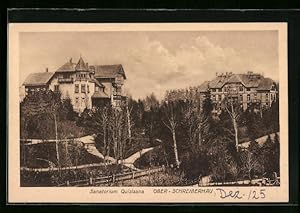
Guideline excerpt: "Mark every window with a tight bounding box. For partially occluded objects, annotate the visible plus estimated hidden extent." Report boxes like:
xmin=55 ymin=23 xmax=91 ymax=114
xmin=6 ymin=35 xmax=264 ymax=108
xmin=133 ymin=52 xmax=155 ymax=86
xmin=211 ymin=88 xmax=216 ymax=92
xmin=54 ymin=85 xmax=59 ymax=92
xmin=75 ymin=97 xmax=79 ymax=106
xmin=246 ymin=88 xmax=250 ymax=91
xmin=81 ymin=84 xmax=86 ymax=93
xmin=82 ymin=97 xmax=85 ymax=107
xmin=239 ymin=85 xmax=244 ymax=92
xmin=247 ymin=94 xmax=250 ymax=102
xmin=75 ymin=84 xmax=79 ymax=93
xmin=271 ymin=84 xmax=276 ymax=91
xmin=224 ymin=86 xmax=228 ymax=92
xmin=239 ymin=94 xmax=243 ymax=101
xmin=116 ymin=87 xmax=121 ymax=95
xmin=87 ymin=85 xmax=90 ymax=93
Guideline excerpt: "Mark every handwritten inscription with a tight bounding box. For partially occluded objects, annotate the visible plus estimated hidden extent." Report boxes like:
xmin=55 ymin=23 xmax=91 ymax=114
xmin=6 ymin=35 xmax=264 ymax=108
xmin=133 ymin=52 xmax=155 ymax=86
xmin=216 ymin=188 xmax=243 ymax=199
xmin=216 ymin=188 xmax=266 ymax=200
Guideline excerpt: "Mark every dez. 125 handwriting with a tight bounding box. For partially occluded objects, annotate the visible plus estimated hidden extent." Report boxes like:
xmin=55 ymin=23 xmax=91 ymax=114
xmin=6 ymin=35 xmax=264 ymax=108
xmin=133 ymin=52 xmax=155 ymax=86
xmin=215 ymin=188 xmax=266 ymax=200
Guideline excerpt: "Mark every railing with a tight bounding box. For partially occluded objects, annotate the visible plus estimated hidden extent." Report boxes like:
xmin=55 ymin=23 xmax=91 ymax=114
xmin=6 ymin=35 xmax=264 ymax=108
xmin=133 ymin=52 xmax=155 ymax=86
xmin=58 ymin=78 xmax=74 ymax=83
xmin=20 ymin=138 xmax=81 ymax=145
xmin=58 ymin=167 xmax=165 ymax=186
xmin=20 ymin=162 xmax=112 ymax=172
xmin=199 ymin=177 xmax=280 ymax=186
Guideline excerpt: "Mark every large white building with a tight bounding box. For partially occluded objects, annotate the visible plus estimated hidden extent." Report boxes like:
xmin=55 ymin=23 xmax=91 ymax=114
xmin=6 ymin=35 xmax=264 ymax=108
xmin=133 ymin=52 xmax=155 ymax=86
xmin=23 ymin=57 xmax=127 ymax=112
xmin=198 ymin=71 xmax=278 ymax=112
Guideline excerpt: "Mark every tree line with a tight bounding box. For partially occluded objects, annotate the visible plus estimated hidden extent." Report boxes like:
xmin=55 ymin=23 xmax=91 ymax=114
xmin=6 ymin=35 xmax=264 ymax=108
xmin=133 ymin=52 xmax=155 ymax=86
xmin=20 ymin=86 xmax=280 ymax=184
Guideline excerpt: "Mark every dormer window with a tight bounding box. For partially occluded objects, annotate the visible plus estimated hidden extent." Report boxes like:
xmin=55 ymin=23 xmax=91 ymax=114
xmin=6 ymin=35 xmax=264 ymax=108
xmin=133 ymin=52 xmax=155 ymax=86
xmin=239 ymin=85 xmax=244 ymax=92
xmin=271 ymin=84 xmax=276 ymax=91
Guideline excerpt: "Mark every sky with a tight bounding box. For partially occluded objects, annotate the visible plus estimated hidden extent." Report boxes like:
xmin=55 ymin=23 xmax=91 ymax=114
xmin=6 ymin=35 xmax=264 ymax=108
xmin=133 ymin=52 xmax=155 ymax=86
xmin=19 ymin=31 xmax=278 ymax=100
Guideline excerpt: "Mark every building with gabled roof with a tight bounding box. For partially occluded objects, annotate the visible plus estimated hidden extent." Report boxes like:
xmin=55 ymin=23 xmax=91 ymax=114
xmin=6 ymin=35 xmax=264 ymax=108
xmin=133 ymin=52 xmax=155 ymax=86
xmin=22 ymin=57 xmax=127 ymax=112
xmin=198 ymin=71 xmax=278 ymax=112
xmin=91 ymin=64 xmax=126 ymax=79
xmin=23 ymin=70 xmax=55 ymax=96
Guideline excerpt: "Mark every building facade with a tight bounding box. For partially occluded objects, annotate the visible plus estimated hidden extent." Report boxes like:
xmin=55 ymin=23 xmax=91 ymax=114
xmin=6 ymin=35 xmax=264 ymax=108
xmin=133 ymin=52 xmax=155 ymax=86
xmin=23 ymin=57 xmax=127 ymax=112
xmin=198 ymin=71 xmax=278 ymax=112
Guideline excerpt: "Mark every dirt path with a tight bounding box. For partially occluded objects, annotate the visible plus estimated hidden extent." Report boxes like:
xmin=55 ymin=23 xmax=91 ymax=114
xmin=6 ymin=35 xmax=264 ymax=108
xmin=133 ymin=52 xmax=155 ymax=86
xmin=21 ymin=135 xmax=159 ymax=170
xmin=238 ymin=132 xmax=279 ymax=149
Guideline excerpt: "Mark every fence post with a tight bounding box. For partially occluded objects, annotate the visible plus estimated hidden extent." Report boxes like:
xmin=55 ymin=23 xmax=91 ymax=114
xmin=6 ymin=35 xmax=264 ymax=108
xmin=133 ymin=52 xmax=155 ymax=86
xmin=112 ymin=174 xmax=115 ymax=183
xmin=148 ymin=168 xmax=151 ymax=181
xmin=66 ymin=180 xmax=70 ymax=186
xmin=89 ymin=177 xmax=93 ymax=185
xmin=132 ymin=171 xmax=135 ymax=179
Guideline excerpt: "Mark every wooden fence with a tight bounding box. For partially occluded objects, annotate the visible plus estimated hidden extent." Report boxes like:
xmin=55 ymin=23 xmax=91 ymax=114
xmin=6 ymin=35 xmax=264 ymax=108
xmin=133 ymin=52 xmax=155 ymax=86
xmin=20 ymin=162 xmax=114 ymax=172
xmin=58 ymin=167 xmax=165 ymax=187
xmin=199 ymin=177 xmax=280 ymax=186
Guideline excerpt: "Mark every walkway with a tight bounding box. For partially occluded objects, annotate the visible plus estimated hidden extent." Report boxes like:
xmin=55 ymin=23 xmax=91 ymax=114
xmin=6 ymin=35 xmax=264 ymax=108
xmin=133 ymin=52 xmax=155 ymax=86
xmin=21 ymin=135 xmax=159 ymax=171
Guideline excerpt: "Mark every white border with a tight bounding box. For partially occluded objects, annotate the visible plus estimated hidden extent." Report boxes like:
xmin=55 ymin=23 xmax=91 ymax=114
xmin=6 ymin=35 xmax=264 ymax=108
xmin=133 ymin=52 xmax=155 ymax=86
xmin=8 ymin=23 xmax=288 ymax=203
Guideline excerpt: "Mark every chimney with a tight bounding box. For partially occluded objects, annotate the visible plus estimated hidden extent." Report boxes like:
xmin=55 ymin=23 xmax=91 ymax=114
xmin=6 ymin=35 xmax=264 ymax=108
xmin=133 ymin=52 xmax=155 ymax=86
xmin=86 ymin=63 xmax=88 ymax=68
xmin=69 ymin=58 xmax=72 ymax=63
xmin=216 ymin=72 xmax=218 ymax=77
xmin=46 ymin=67 xmax=48 ymax=72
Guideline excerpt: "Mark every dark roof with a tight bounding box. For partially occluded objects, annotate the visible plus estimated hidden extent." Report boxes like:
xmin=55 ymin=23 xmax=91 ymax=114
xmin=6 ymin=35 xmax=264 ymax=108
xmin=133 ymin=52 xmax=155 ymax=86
xmin=23 ymin=72 xmax=54 ymax=86
xmin=56 ymin=57 xmax=89 ymax=72
xmin=208 ymin=73 xmax=275 ymax=90
xmin=92 ymin=90 xmax=110 ymax=98
xmin=93 ymin=64 xmax=126 ymax=79
xmin=75 ymin=57 xmax=88 ymax=71
xmin=198 ymin=81 xmax=210 ymax=92
xmin=56 ymin=60 xmax=76 ymax=72
xmin=257 ymin=78 xmax=275 ymax=90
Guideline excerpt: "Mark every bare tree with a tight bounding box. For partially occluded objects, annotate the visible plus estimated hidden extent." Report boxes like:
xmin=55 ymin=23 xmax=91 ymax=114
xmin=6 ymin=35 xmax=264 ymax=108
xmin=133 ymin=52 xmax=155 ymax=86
xmin=182 ymin=100 xmax=196 ymax=147
xmin=125 ymin=98 xmax=134 ymax=147
xmin=48 ymin=101 xmax=61 ymax=167
xmin=195 ymin=105 xmax=211 ymax=148
xmin=162 ymin=102 xmax=180 ymax=168
xmin=21 ymin=91 xmax=62 ymax=167
xmin=240 ymin=150 xmax=258 ymax=181
xmin=223 ymin=91 xmax=242 ymax=151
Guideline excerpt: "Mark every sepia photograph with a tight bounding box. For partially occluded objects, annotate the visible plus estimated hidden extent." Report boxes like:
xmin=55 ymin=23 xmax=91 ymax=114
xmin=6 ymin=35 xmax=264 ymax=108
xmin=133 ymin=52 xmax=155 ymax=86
xmin=8 ymin=23 xmax=288 ymax=203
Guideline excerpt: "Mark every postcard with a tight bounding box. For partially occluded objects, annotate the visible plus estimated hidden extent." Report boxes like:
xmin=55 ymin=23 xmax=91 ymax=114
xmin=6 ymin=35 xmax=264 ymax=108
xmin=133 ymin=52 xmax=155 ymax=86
xmin=8 ymin=22 xmax=288 ymax=203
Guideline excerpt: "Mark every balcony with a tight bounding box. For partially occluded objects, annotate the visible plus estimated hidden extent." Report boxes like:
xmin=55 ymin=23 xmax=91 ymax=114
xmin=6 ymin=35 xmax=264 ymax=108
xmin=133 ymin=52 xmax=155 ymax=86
xmin=58 ymin=78 xmax=74 ymax=83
